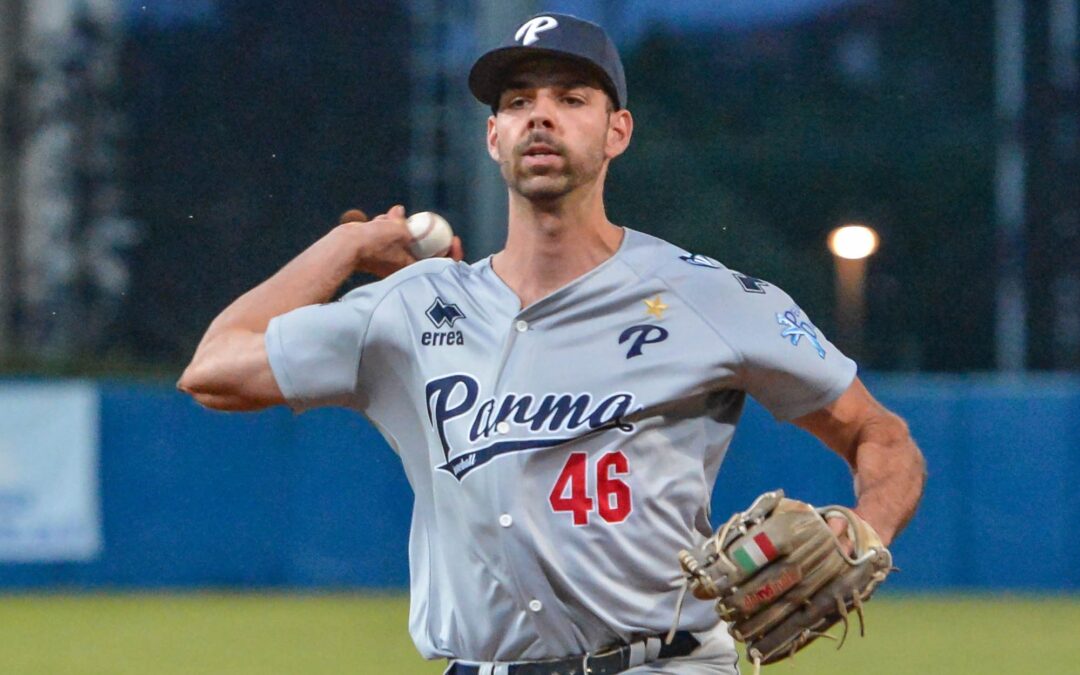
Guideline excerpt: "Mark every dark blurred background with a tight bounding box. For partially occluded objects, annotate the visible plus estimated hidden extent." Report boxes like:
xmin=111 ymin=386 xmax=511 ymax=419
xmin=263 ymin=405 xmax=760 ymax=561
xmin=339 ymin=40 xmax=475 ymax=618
xmin=0 ymin=0 xmax=1076 ymax=376
xmin=0 ymin=5 xmax=1078 ymax=674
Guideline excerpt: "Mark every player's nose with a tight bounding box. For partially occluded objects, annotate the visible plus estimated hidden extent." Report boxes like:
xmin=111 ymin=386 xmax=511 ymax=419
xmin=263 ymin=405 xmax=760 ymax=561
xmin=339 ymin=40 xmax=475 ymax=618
xmin=527 ymin=92 xmax=557 ymax=130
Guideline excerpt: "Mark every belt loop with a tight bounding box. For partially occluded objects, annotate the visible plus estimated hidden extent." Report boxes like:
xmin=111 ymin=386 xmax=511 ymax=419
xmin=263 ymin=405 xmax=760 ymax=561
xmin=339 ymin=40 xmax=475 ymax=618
xmin=480 ymin=665 xmax=494 ymax=675
xmin=645 ymin=637 xmax=662 ymax=662
xmin=628 ymin=641 xmax=646 ymax=667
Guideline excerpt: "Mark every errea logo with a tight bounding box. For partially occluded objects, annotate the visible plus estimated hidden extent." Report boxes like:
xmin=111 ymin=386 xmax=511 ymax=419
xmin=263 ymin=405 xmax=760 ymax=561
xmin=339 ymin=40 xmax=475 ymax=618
xmin=515 ymin=16 xmax=558 ymax=46
xmin=426 ymin=297 xmax=465 ymax=328
xmin=424 ymin=297 xmax=466 ymax=347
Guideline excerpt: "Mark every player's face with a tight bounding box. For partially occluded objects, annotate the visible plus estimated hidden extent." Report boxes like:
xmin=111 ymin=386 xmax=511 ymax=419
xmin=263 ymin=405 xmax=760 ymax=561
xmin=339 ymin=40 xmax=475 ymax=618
xmin=486 ymin=59 xmax=632 ymax=202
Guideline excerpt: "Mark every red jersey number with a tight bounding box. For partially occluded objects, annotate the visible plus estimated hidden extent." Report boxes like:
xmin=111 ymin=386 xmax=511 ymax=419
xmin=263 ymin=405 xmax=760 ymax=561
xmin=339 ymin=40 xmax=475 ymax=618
xmin=549 ymin=451 xmax=632 ymax=526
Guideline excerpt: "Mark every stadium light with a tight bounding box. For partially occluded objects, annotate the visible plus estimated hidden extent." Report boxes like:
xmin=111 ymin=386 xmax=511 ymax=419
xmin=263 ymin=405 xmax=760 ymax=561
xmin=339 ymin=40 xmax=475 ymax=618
xmin=828 ymin=225 xmax=879 ymax=260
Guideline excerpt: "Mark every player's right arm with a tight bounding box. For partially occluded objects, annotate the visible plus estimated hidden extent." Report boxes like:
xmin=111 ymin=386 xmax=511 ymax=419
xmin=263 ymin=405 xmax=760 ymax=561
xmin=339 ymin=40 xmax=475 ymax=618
xmin=178 ymin=206 xmax=429 ymax=412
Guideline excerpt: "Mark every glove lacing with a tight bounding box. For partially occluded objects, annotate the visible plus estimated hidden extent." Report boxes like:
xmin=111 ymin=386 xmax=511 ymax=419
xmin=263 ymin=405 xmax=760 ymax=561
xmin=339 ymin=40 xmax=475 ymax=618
xmin=666 ymin=512 xmax=742 ymax=645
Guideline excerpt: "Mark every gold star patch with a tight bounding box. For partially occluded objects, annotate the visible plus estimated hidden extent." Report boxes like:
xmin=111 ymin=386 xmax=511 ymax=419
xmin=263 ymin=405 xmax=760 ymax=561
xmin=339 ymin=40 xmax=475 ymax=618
xmin=644 ymin=295 xmax=668 ymax=319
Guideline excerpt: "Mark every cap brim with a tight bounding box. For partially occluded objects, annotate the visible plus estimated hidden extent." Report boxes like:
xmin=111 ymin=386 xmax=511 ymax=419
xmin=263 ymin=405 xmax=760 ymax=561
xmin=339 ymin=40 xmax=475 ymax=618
xmin=468 ymin=46 xmax=621 ymax=110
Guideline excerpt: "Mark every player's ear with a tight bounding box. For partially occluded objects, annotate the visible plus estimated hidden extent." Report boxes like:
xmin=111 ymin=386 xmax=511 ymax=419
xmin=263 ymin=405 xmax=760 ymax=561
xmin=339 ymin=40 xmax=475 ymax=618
xmin=486 ymin=115 xmax=500 ymax=162
xmin=605 ymin=109 xmax=633 ymax=160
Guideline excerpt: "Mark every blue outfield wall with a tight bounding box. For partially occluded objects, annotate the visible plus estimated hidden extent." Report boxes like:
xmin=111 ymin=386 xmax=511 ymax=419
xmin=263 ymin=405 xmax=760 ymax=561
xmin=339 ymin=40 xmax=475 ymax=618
xmin=0 ymin=375 xmax=1078 ymax=591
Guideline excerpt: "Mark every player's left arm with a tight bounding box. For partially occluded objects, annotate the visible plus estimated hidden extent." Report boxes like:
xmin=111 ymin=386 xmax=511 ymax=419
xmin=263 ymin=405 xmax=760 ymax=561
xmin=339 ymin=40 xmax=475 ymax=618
xmin=792 ymin=376 xmax=926 ymax=546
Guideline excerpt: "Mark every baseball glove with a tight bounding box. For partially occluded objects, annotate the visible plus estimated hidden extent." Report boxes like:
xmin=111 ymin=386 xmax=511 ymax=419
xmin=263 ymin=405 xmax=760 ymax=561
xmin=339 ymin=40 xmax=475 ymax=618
xmin=673 ymin=490 xmax=893 ymax=673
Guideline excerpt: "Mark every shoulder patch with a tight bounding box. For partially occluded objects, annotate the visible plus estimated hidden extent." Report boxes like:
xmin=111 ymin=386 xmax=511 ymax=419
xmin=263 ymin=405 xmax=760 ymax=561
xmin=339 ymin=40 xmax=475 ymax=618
xmin=777 ymin=307 xmax=827 ymax=359
xmin=679 ymin=253 xmax=721 ymax=269
xmin=733 ymin=272 xmax=769 ymax=294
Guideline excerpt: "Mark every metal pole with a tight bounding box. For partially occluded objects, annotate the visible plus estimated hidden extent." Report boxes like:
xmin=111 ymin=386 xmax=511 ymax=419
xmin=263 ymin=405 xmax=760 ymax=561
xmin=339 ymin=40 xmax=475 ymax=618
xmin=0 ymin=0 xmax=25 ymax=357
xmin=1049 ymin=0 xmax=1078 ymax=90
xmin=833 ymin=257 xmax=868 ymax=362
xmin=994 ymin=0 xmax=1028 ymax=371
xmin=467 ymin=0 xmax=538 ymax=258
xmin=1048 ymin=0 xmax=1079 ymax=367
xmin=408 ymin=0 xmax=442 ymax=213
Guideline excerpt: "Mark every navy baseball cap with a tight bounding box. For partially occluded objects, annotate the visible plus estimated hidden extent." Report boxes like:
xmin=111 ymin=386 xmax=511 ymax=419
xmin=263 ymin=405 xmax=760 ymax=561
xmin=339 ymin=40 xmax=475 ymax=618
xmin=469 ymin=13 xmax=627 ymax=111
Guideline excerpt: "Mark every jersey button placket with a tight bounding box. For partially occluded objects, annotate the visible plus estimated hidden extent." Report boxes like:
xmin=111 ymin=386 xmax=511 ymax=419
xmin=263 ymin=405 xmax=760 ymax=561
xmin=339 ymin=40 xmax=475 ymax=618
xmin=498 ymin=313 xmax=560 ymax=636
xmin=486 ymin=413 xmax=536 ymax=633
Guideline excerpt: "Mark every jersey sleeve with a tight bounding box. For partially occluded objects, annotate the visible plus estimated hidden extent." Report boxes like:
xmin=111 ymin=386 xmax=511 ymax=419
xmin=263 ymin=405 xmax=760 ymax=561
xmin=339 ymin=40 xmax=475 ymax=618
xmin=725 ymin=278 xmax=857 ymax=421
xmin=264 ymin=259 xmax=452 ymax=413
xmin=264 ymin=286 xmax=382 ymax=412
xmin=657 ymin=252 xmax=857 ymax=421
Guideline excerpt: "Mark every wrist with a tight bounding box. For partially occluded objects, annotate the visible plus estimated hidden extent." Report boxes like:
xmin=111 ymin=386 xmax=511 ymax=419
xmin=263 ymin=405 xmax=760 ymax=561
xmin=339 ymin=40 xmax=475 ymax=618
xmin=334 ymin=215 xmax=416 ymax=279
xmin=853 ymin=506 xmax=895 ymax=546
xmin=333 ymin=221 xmax=378 ymax=273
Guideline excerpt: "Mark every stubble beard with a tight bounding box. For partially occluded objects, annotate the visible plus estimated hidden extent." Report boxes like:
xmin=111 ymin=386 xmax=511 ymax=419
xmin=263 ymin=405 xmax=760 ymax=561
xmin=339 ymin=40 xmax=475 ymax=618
xmin=503 ymin=139 xmax=605 ymax=203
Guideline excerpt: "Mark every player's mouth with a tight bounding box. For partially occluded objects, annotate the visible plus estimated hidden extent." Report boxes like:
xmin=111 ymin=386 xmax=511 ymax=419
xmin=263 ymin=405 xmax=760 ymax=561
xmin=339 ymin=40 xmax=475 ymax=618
xmin=521 ymin=143 xmax=562 ymax=168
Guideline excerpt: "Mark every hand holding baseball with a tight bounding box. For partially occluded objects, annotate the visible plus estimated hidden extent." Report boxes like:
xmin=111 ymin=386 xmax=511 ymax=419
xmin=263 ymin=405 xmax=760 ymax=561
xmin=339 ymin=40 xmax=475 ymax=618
xmin=343 ymin=205 xmax=463 ymax=279
xmin=406 ymin=211 xmax=454 ymax=259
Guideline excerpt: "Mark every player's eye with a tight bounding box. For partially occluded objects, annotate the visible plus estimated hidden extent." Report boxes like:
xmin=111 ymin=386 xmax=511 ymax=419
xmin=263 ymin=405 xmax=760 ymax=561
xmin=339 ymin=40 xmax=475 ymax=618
xmin=506 ymin=96 xmax=529 ymax=110
xmin=562 ymin=95 xmax=586 ymax=106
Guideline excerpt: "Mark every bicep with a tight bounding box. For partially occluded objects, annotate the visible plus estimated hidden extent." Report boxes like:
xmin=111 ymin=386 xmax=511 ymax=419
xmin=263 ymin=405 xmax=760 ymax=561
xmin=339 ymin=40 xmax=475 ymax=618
xmin=179 ymin=330 xmax=286 ymax=411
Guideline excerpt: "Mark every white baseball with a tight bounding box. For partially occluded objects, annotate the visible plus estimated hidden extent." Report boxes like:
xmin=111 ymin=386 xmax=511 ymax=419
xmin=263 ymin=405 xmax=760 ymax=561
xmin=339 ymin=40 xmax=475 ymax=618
xmin=406 ymin=211 xmax=454 ymax=259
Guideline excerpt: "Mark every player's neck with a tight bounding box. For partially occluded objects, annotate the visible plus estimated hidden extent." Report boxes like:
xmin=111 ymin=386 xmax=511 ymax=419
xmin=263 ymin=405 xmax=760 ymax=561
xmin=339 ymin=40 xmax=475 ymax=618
xmin=494 ymin=189 xmax=622 ymax=309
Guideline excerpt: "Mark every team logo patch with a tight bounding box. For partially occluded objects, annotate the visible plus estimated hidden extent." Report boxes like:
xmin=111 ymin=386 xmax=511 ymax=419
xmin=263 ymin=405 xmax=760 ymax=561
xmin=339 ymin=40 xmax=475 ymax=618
xmin=679 ymin=253 xmax=721 ymax=269
xmin=619 ymin=325 xmax=669 ymax=359
xmin=515 ymin=16 xmax=558 ymax=45
xmin=777 ymin=307 xmax=827 ymax=359
xmin=426 ymin=297 xmax=465 ymax=328
xmin=733 ymin=272 xmax=769 ymax=294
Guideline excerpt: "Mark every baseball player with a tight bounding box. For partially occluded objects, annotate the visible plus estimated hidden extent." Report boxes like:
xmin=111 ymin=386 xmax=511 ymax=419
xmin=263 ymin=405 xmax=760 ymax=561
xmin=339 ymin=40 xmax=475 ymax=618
xmin=179 ymin=14 xmax=925 ymax=675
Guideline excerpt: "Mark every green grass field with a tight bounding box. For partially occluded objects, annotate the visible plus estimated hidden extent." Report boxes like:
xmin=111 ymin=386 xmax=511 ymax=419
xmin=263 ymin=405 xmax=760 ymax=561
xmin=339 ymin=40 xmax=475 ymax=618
xmin=1 ymin=593 xmax=1077 ymax=674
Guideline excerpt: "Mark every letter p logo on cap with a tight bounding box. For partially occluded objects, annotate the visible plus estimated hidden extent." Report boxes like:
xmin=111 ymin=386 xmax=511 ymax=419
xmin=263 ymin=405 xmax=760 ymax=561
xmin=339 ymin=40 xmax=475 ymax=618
xmin=515 ymin=16 xmax=559 ymax=46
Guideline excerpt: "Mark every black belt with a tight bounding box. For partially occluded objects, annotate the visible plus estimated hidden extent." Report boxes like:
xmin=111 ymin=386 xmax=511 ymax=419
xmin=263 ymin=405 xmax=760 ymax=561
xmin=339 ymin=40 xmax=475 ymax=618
xmin=447 ymin=631 xmax=700 ymax=675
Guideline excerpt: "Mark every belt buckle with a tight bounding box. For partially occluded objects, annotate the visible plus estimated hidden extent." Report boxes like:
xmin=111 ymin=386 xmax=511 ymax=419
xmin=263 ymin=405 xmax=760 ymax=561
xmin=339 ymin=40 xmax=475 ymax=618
xmin=581 ymin=644 xmax=627 ymax=675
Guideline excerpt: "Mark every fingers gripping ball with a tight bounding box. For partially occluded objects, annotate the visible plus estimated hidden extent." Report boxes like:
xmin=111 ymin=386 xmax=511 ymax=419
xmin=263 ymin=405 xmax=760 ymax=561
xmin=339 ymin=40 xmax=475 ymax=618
xmin=676 ymin=490 xmax=893 ymax=674
xmin=406 ymin=211 xmax=454 ymax=259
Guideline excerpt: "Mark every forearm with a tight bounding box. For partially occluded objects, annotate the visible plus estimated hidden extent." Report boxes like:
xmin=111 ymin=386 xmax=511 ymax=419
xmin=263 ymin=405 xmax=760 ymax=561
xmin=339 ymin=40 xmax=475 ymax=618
xmin=196 ymin=223 xmax=367 ymax=350
xmin=178 ymin=206 xmax=422 ymax=409
xmin=178 ymin=224 xmax=366 ymax=405
xmin=850 ymin=413 xmax=926 ymax=545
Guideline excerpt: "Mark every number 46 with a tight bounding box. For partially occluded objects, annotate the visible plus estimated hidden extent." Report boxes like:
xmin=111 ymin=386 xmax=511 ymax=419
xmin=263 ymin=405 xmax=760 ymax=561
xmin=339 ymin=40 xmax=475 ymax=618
xmin=548 ymin=451 xmax=632 ymax=526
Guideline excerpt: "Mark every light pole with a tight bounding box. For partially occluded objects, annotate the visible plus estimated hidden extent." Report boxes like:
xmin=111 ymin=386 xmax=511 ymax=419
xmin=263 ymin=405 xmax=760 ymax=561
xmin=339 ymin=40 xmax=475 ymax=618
xmin=0 ymin=0 xmax=26 ymax=359
xmin=828 ymin=224 xmax=879 ymax=361
xmin=993 ymin=0 xmax=1028 ymax=371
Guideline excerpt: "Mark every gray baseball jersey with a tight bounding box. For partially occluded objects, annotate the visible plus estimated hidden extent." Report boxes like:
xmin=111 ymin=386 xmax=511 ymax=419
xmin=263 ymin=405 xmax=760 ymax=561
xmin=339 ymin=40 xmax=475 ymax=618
xmin=265 ymin=227 xmax=856 ymax=663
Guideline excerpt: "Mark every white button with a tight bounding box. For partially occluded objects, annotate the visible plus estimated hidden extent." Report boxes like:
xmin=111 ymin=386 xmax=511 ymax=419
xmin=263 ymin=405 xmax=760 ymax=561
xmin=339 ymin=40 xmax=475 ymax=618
xmin=499 ymin=514 xmax=513 ymax=528
xmin=496 ymin=421 xmax=511 ymax=434
xmin=528 ymin=599 xmax=543 ymax=612
xmin=515 ymin=320 xmax=529 ymax=332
